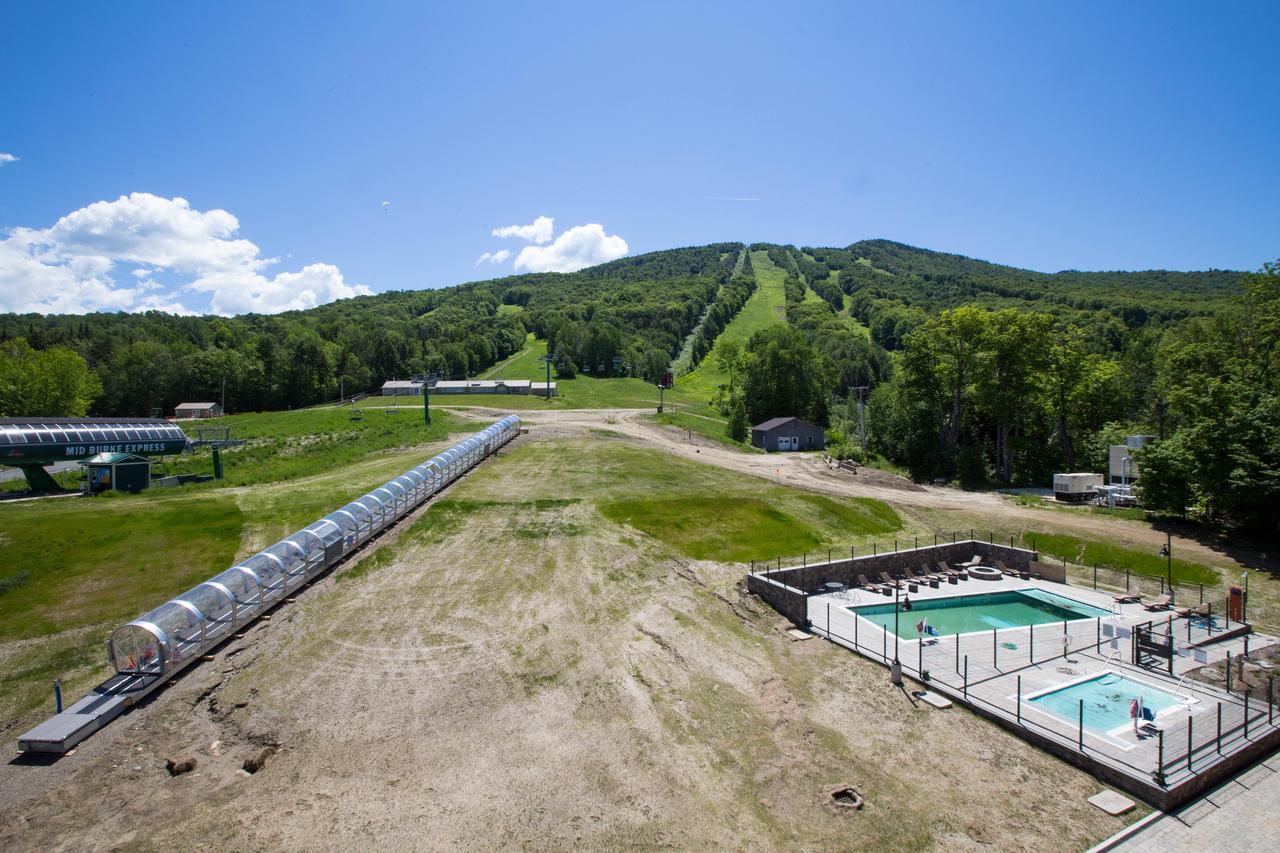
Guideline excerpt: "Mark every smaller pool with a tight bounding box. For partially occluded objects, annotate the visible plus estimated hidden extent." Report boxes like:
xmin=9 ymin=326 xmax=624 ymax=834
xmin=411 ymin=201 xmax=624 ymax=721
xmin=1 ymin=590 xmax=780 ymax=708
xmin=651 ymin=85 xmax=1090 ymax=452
xmin=1026 ymin=672 xmax=1192 ymax=734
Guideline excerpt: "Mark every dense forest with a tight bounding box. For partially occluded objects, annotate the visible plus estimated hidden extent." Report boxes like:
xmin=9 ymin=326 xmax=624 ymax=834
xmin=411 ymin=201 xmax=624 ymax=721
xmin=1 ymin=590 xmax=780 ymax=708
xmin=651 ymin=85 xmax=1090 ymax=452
xmin=0 ymin=244 xmax=739 ymax=414
xmin=1 ymin=236 xmax=1272 ymax=533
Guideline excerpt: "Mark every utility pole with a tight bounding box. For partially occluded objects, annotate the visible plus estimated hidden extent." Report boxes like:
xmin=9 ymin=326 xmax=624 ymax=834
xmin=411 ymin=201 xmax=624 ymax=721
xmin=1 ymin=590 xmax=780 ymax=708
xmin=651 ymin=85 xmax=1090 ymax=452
xmin=423 ymin=375 xmax=431 ymax=427
xmin=221 ymin=376 xmax=226 ymax=417
xmin=852 ymin=385 xmax=869 ymax=454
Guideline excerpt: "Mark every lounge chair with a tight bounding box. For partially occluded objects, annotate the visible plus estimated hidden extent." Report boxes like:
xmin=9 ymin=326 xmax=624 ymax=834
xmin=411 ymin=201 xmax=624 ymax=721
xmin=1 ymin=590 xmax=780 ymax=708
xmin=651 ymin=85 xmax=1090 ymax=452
xmin=996 ymin=560 xmax=1030 ymax=580
xmin=879 ymin=571 xmax=902 ymax=589
xmin=1112 ymin=592 xmax=1142 ymax=604
xmin=1142 ymin=594 xmax=1173 ymax=611
xmin=1175 ymin=602 xmax=1210 ymax=618
xmin=856 ymin=573 xmax=885 ymax=594
xmin=938 ymin=561 xmax=967 ymax=580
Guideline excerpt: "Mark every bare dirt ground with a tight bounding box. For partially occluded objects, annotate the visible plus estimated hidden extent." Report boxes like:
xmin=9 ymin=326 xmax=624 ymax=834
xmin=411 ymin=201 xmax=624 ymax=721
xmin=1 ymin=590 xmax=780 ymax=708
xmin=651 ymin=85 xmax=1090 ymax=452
xmin=0 ymin=415 xmax=1259 ymax=850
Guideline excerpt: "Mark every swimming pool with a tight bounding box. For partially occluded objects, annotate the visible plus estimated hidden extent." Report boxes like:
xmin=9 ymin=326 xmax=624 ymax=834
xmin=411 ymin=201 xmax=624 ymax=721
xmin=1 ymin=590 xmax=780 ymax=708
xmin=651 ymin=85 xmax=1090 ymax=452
xmin=848 ymin=588 xmax=1111 ymax=639
xmin=1025 ymin=672 xmax=1191 ymax=733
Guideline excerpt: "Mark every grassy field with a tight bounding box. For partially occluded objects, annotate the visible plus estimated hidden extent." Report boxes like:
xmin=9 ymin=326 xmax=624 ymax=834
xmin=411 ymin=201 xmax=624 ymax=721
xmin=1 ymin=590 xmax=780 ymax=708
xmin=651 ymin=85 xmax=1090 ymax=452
xmin=678 ymin=250 xmax=788 ymax=395
xmin=166 ymin=407 xmax=474 ymax=487
xmin=456 ymin=437 xmax=902 ymax=563
xmin=601 ymin=492 xmax=902 ymax=562
xmin=644 ymin=409 xmax=755 ymax=452
xmin=1019 ymin=530 xmax=1219 ymax=585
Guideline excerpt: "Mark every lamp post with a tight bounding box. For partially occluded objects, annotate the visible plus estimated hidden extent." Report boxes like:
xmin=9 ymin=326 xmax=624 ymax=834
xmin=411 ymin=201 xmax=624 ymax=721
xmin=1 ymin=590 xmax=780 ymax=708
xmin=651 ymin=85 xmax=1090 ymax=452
xmin=1159 ymin=533 xmax=1173 ymax=603
xmin=890 ymin=581 xmax=903 ymax=685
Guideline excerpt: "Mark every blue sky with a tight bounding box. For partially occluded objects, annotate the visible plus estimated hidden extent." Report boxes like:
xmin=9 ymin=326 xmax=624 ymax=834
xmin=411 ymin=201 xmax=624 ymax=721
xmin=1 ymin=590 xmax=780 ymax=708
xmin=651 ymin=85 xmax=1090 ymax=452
xmin=1 ymin=1 xmax=1277 ymax=315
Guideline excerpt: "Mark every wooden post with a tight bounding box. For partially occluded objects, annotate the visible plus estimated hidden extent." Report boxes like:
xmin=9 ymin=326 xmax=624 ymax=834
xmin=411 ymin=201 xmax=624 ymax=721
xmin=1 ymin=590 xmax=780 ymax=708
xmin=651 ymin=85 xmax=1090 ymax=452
xmin=1157 ymin=730 xmax=1165 ymax=784
xmin=1245 ymin=689 xmax=1251 ymax=738
xmin=1030 ymin=622 xmax=1035 ymax=664
xmin=993 ymin=628 xmax=997 ymax=668
xmin=963 ymin=655 xmax=968 ymax=699
xmin=1016 ymin=675 xmax=1021 ymax=724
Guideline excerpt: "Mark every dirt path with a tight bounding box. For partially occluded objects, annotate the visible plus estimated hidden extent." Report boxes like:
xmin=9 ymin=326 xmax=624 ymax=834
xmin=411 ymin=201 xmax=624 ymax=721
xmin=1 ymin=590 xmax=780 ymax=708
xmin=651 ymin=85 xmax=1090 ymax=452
xmin=447 ymin=406 xmax=1254 ymax=572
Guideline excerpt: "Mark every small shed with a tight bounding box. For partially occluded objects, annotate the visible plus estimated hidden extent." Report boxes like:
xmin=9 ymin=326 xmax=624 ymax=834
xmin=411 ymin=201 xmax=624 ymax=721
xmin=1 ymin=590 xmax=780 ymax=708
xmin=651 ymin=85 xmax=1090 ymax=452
xmin=81 ymin=452 xmax=152 ymax=494
xmin=174 ymin=402 xmax=222 ymax=419
xmin=751 ymin=417 xmax=826 ymax=452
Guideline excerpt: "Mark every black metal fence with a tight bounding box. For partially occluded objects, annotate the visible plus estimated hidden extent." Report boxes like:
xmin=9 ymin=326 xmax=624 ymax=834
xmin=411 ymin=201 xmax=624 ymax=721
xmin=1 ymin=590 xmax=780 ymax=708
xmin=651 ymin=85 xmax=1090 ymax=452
xmin=806 ymin=595 xmax=1277 ymax=791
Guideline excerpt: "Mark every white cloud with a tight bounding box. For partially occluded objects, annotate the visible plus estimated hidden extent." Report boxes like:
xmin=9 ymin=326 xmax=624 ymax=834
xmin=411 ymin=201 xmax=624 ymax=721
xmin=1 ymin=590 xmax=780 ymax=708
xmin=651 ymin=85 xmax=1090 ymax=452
xmin=475 ymin=249 xmax=511 ymax=266
xmin=513 ymin=223 xmax=628 ymax=273
xmin=492 ymin=215 xmax=554 ymax=245
xmin=0 ymin=192 xmax=369 ymax=315
xmin=0 ymin=153 xmax=17 ymax=166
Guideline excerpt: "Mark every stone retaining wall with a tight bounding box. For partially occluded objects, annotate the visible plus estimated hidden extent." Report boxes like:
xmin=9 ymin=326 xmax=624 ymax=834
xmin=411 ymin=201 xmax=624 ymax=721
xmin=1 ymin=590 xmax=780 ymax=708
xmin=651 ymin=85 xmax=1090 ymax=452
xmin=747 ymin=541 xmax=1040 ymax=628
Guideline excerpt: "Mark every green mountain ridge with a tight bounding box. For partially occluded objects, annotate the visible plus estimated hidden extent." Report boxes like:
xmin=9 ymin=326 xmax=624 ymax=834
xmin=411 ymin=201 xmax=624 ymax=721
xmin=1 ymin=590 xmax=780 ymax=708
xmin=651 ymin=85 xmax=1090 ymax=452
xmin=0 ymin=238 xmax=1246 ymax=418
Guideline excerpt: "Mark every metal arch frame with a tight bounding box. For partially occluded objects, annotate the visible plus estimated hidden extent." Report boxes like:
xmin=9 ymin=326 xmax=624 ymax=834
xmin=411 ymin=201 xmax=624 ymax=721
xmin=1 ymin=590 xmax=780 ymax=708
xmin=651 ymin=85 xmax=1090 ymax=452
xmin=382 ymin=480 xmax=408 ymax=514
xmin=249 ymin=551 xmax=289 ymax=601
xmin=110 ymin=619 xmax=169 ymax=674
xmin=228 ymin=564 xmax=264 ymax=617
xmin=194 ymin=581 xmax=236 ymax=633
xmin=398 ymin=471 xmax=425 ymax=503
xmin=304 ymin=517 xmax=343 ymax=547
xmin=356 ymin=493 xmax=389 ymax=529
xmin=370 ymin=485 xmax=398 ymax=516
xmin=340 ymin=501 xmax=375 ymax=540
xmin=166 ymin=598 xmax=208 ymax=648
xmin=286 ymin=528 xmax=327 ymax=574
xmin=266 ymin=538 xmax=311 ymax=586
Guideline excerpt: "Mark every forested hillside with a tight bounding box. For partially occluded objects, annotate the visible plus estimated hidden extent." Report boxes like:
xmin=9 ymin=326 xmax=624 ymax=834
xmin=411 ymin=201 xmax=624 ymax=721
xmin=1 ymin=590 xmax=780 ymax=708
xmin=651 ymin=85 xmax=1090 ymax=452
xmin=0 ymin=243 xmax=739 ymax=415
xmin=2 ymin=236 xmax=1271 ymax=532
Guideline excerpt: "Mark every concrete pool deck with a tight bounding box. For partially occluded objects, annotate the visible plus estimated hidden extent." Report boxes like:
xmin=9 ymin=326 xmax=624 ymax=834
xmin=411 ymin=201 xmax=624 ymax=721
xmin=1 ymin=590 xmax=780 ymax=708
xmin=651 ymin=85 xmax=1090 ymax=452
xmin=796 ymin=573 xmax=1280 ymax=810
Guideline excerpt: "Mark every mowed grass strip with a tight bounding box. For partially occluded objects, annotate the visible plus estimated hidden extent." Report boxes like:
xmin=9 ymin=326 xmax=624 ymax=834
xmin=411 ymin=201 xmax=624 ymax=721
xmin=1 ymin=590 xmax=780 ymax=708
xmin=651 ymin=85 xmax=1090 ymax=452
xmin=0 ymin=494 xmax=245 ymax=642
xmin=678 ymin=250 xmax=788 ymax=394
xmin=601 ymin=493 xmax=901 ymax=563
xmin=1021 ymin=531 xmax=1219 ymax=585
xmin=169 ymin=407 xmax=474 ymax=487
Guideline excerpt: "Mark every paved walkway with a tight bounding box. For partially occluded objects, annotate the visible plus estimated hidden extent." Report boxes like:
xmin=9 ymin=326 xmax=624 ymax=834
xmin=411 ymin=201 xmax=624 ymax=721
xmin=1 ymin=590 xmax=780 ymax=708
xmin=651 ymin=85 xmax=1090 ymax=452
xmin=1100 ymin=750 xmax=1279 ymax=851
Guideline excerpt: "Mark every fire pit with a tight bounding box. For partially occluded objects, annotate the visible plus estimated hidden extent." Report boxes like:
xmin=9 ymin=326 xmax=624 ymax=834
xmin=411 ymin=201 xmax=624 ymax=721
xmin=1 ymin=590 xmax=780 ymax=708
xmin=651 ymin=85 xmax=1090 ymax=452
xmin=968 ymin=565 xmax=1001 ymax=581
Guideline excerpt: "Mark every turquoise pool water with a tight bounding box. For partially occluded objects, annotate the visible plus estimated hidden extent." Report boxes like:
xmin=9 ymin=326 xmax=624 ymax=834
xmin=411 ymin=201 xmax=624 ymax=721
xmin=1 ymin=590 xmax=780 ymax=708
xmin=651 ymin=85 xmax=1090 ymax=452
xmin=849 ymin=589 xmax=1111 ymax=639
xmin=1027 ymin=672 xmax=1184 ymax=732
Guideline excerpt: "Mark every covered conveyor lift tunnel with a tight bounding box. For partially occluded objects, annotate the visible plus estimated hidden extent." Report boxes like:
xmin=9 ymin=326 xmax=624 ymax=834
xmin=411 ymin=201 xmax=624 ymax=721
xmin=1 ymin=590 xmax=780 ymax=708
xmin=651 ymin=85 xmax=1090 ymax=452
xmin=17 ymin=415 xmax=522 ymax=755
